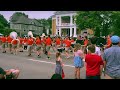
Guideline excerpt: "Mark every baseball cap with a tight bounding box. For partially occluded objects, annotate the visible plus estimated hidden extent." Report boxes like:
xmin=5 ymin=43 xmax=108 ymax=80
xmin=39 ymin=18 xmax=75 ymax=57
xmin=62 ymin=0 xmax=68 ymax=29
xmin=111 ymin=35 xmax=120 ymax=43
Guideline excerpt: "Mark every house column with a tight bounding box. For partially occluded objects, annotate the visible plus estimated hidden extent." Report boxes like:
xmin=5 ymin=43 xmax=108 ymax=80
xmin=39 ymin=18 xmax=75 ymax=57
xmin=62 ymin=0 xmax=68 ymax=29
xmin=47 ymin=29 xmax=49 ymax=35
xmin=70 ymin=15 xmax=73 ymax=25
xmin=73 ymin=27 xmax=77 ymax=37
xmin=59 ymin=16 xmax=61 ymax=26
xmin=56 ymin=16 xmax=58 ymax=36
xmin=56 ymin=16 xmax=58 ymax=26
xmin=70 ymin=27 xmax=72 ymax=37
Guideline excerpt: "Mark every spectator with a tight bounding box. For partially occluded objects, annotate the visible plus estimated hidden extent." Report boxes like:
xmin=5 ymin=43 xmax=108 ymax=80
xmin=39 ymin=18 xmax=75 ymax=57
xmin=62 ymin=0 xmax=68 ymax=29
xmin=73 ymin=44 xmax=84 ymax=79
xmin=85 ymin=45 xmax=104 ymax=79
xmin=103 ymin=35 xmax=120 ymax=79
xmin=90 ymin=36 xmax=101 ymax=56
xmin=0 ymin=67 xmax=20 ymax=79
xmin=55 ymin=52 xmax=64 ymax=78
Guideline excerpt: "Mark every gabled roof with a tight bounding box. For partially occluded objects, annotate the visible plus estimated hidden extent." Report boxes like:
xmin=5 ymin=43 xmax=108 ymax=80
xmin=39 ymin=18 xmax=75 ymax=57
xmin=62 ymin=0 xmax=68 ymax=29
xmin=11 ymin=15 xmax=42 ymax=27
xmin=13 ymin=15 xmax=30 ymax=24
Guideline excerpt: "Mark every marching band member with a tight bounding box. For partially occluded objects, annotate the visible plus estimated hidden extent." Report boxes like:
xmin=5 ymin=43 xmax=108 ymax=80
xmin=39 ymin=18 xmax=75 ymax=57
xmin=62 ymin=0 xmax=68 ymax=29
xmin=104 ymin=35 xmax=112 ymax=49
xmin=11 ymin=37 xmax=20 ymax=55
xmin=51 ymin=37 xmax=56 ymax=52
xmin=27 ymin=36 xmax=34 ymax=56
xmin=65 ymin=37 xmax=71 ymax=59
xmin=70 ymin=37 xmax=75 ymax=52
xmin=23 ymin=37 xmax=28 ymax=50
xmin=41 ymin=36 xmax=46 ymax=54
xmin=7 ymin=35 xmax=13 ymax=54
xmin=45 ymin=35 xmax=52 ymax=59
xmin=56 ymin=36 xmax=62 ymax=53
xmin=18 ymin=37 xmax=24 ymax=52
xmin=35 ymin=36 xmax=42 ymax=58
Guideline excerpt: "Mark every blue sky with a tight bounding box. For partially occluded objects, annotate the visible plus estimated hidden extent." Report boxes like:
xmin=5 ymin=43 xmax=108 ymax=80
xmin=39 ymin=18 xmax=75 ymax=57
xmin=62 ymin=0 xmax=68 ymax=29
xmin=0 ymin=11 xmax=55 ymax=22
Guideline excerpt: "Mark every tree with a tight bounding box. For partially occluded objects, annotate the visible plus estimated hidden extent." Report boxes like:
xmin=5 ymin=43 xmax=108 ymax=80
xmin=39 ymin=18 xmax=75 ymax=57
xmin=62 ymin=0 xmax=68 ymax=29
xmin=75 ymin=11 xmax=113 ymax=37
xmin=47 ymin=18 xmax=52 ymax=28
xmin=0 ymin=14 xmax=10 ymax=35
xmin=37 ymin=18 xmax=52 ymax=35
xmin=109 ymin=11 xmax=120 ymax=36
xmin=0 ymin=14 xmax=9 ymax=28
xmin=47 ymin=17 xmax=52 ymax=34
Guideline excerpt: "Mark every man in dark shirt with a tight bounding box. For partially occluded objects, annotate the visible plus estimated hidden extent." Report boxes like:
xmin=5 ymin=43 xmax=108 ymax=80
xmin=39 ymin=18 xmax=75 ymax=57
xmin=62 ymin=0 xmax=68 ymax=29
xmin=76 ymin=36 xmax=83 ymax=45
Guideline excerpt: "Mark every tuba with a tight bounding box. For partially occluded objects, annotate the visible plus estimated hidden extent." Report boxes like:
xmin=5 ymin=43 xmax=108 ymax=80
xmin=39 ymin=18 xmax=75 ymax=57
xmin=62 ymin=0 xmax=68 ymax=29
xmin=28 ymin=31 xmax=33 ymax=38
xmin=28 ymin=31 xmax=36 ymax=40
xmin=10 ymin=31 xmax=18 ymax=39
xmin=10 ymin=31 xmax=20 ymax=45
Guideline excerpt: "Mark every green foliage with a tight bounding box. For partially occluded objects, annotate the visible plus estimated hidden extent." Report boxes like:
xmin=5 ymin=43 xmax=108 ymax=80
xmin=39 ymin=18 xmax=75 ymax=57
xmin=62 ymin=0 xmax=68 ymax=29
xmin=75 ymin=11 xmax=113 ymax=36
xmin=61 ymin=16 xmax=70 ymax=23
xmin=0 ymin=28 xmax=15 ymax=36
xmin=0 ymin=14 xmax=9 ymax=27
xmin=37 ymin=18 xmax=52 ymax=34
xmin=0 ymin=14 xmax=10 ymax=35
xmin=38 ymin=19 xmax=49 ymax=26
xmin=109 ymin=11 xmax=120 ymax=36
xmin=47 ymin=17 xmax=52 ymax=29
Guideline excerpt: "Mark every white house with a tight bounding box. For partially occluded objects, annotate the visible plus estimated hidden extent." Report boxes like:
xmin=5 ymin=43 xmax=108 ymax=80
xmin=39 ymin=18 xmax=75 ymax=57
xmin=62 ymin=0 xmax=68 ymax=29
xmin=52 ymin=11 xmax=77 ymax=37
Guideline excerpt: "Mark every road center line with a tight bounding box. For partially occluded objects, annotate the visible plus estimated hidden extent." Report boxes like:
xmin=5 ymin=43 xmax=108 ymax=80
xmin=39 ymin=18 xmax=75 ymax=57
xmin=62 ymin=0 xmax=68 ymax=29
xmin=27 ymin=59 xmax=74 ymax=68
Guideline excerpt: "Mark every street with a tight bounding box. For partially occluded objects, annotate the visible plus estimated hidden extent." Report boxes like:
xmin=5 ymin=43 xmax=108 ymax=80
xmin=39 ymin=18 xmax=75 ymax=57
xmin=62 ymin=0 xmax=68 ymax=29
xmin=0 ymin=48 xmax=104 ymax=79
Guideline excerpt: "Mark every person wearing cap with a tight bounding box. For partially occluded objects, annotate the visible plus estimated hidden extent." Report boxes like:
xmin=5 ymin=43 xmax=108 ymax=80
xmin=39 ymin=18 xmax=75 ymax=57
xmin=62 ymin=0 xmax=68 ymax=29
xmin=103 ymin=35 xmax=120 ymax=79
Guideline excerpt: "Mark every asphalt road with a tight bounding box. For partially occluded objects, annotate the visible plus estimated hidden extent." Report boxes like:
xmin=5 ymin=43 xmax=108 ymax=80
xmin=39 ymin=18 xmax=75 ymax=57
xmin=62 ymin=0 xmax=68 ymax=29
xmin=0 ymin=48 xmax=104 ymax=79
